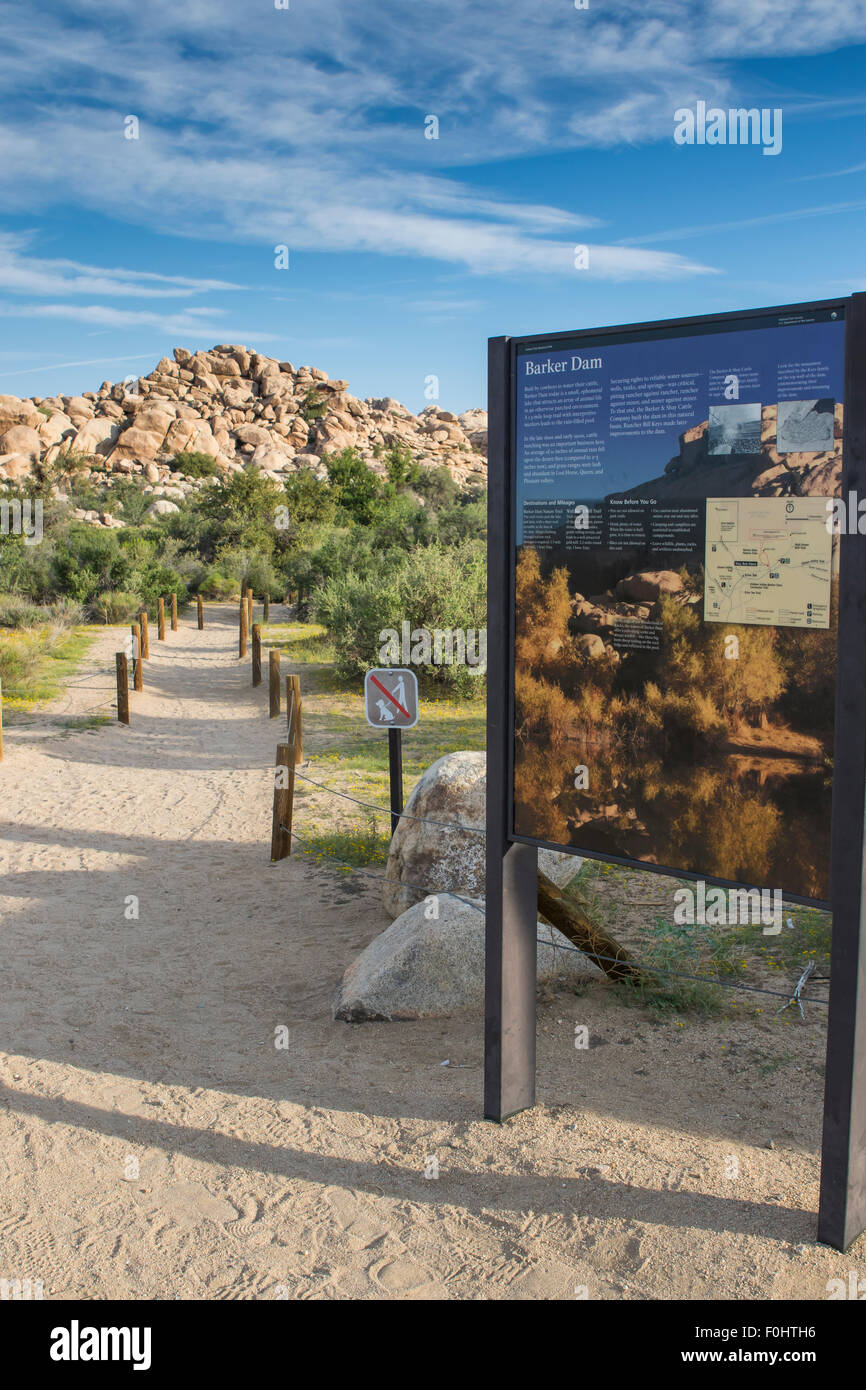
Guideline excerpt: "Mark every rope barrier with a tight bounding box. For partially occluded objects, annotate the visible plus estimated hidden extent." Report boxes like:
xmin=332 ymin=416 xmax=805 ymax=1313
xmin=292 ymin=767 xmax=485 ymax=836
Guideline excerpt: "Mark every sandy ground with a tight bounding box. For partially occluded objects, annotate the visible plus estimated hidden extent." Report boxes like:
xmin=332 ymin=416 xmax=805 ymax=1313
xmin=1 ymin=604 xmax=864 ymax=1302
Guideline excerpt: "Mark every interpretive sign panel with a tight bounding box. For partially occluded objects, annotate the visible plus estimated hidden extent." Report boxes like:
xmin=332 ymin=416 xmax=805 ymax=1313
xmin=510 ymin=302 xmax=846 ymax=904
xmin=487 ymin=297 xmax=866 ymax=1251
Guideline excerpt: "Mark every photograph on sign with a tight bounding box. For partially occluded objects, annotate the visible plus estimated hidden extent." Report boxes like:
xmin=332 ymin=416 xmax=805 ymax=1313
xmin=511 ymin=305 xmax=845 ymax=902
xmin=364 ymin=667 xmax=419 ymax=728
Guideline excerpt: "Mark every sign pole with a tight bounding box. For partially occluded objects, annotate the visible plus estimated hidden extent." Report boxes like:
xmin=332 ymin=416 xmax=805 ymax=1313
xmin=484 ymin=335 xmax=538 ymax=1123
xmin=388 ymin=727 xmax=403 ymax=836
xmin=819 ymin=290 xmax=866 ymax=1251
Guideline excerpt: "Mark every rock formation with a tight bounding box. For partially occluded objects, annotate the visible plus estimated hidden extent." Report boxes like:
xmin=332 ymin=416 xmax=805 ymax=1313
xmin=0 ymin=345 xmax=488 ymax=524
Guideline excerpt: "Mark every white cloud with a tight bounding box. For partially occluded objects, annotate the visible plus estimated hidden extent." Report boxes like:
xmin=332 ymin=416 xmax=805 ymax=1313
xmin=620 ymin=200 xmax=866 ymax=245
xmin=0 ymin=231 xmax=243 ymax=298
xmin=0 ymin=0 xmax=862 ymax=288
xmin=0 ymin=300 xmax=279 ymax=340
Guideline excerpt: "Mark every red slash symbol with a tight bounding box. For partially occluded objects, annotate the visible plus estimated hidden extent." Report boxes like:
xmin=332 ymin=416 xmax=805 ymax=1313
xmin=369 ymin=673 xmax=410 ymax=719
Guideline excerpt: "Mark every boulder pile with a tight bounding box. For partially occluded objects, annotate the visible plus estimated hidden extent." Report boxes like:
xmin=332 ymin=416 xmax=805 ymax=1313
xmin=0 ymin=345 xmax=488 ymax=522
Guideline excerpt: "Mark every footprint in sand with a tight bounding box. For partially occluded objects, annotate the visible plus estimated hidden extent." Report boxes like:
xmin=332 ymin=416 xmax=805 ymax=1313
xmin=368 ymin=1255 xmax=437 ymax=1295
xmin=147 ymin=1180 xmax=240 ymax=1226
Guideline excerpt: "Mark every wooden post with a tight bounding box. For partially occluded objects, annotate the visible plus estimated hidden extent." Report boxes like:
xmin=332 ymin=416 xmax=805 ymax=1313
xmin=131 ymin=624 xmax=143 ymax=691
xmin=157 ymin=598 xmax=166 ymax=641
xmin=270 ymin=741 xmax=294 ymax=861
xmin=239 ymin=594 xmax=248 ymax=658
xmin=0 ymin=677 xmax=4 ymax=761
xmin=197 ymin=594 xmax=204 ymax=630
xmin=139 ymin=609 xmax=149 ymax=659
xmin=286 ymin=674 xmax=302 ymax=762
xmin=116 ymin=652 xmax=130 ymax=724
xmin=263 ymin=593 xmax=270 ymax=623
xmin=247 ymin=588 xmax=253 ymax=628
xmin=252 ymin=623 xmax=262 ymax=686
xmin=269 ymin=649 xmax=281 ymax=718
xmin=170 ymin=592 xmax=178 ymax=631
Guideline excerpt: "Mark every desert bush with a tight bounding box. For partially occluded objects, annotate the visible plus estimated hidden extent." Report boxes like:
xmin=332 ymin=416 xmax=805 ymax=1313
xmin=88 ymin=591 xmax=142 ymax=624
xmin=197 ymin=568 xmax=236 ymax=600
xmin=300 ymin=389 xmax=328 ymax=423
xmin=324 ymin=448 xmax=381 ymax=524
xmin=411 ymin=465 xmax=458 ymax=509
xmin=316 ymin=539 xmax=486 ymax=694
xmin=50 ymin=525 xmax=131 ymax=603
xmin=0 ymin=623 xmax=68 ymax=692
xmin=170 ymin=451 xmax=221 ymax=479
xmin=0 ymin=595 xmax=47 ymax=628
xmin=0 ymin=595 xmax=82 ymax=629
xmin=212 ymin=547 xmax=281 ymax=598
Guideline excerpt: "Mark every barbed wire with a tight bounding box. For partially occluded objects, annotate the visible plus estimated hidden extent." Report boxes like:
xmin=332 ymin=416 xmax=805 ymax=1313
xmin=279 ymin=824 xmax=830 ymax=1008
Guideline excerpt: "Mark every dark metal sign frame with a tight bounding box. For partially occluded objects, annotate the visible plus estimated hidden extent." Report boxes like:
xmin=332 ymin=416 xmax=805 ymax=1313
xmin=485 ymin=294 xmax=866 ymax=1251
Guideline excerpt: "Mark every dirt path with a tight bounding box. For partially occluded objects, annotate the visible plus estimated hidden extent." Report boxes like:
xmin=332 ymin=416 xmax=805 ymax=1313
xmin=0 ymin=604 xmax=863 ymax=1300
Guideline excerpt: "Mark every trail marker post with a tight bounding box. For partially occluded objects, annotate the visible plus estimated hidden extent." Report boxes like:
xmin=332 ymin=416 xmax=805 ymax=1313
xmin=239 ymin=595 xmax=248 ymax=658
xmin=271 ymin=677 xmax=303 ymax=861
xmin=270 ymin=741 xmax=294 ymax=862
xmin=130 ymin=624 xmax=143 ymax=692
xmin=263 ymin=593 xmax=270 ymax=623
xmin=157 ymin=598 xmax=166 ymax=641
xmin=285 ymin=674 xmax=302 ymax=762
xmin=115 ymin=652 xmax=130 ymax=724
xmin=269 ymin=650 xmax=281 ymax=718
xmin=364 ymin=668 xmax=419 ymax=837
xmin=197 ymin=595 xmax=204 ymax=630
xmin=170 ymin=592 xmax=178 ymax=631
xmin=252 ymin=623 xmax=262 ymax=687
xmin=139 ymin=609 xmax=149 ymax=659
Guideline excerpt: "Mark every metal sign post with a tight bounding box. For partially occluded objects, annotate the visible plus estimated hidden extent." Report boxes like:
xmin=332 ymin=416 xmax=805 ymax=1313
xmin=818 ymin=291 xmax=866 ymax=1251
xmin=485 ymin=336 xmax=538 ymax=1122
xmin=364 ymin=667 xmax=419 ymax=839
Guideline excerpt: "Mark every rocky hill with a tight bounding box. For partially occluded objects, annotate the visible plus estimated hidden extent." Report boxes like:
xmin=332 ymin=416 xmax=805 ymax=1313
xmin=0 ymin=345 xmax=488 ymax=524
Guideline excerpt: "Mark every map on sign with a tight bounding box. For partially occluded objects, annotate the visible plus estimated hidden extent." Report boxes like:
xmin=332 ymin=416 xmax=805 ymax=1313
xmin=704 ymin=497 xmax=833 ymax=629
xmin=364 ymin=668 xmax=419 ymax=729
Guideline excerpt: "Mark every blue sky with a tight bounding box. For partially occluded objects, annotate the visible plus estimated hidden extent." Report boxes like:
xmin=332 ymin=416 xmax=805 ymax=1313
xmin=1 ymin=0 xmax=865 ymax=413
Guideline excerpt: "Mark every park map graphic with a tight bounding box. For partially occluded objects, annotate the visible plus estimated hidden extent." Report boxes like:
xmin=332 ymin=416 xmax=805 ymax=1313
xmin=704 ymin=497 xmax=833 ymax=630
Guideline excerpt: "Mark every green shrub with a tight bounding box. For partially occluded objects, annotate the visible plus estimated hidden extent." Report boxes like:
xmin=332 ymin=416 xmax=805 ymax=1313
xmin=0 ymin=595 xmax=84 ymax=630
xmin=0 ymin=596 xmax=46 ymax=629
xmin=198 ymin=568 xmax=236 ymax=600
xmin=170 ymin=451 xmax=221 ymax=479
xmin=50 ymin=525 xmax=131 ymax=603
xmin=0 ymin=624 xmax=68 ymax=692
xmin=324 ymin=448 xmax=381 ymax=524
xmin=316 ymin=539 xmax=486 ymax=695
xmin=412 ymin=465 xmax=458 ymax=509
xmin=300 ymin=389 xmax=328 ymax=423
xmin=211 ymin=547 xmax=281 ymax=598
xmin=89 ymin=590 xmax=142 ymax=624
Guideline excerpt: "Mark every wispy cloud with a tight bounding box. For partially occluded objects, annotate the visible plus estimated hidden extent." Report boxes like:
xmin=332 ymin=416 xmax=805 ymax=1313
xmin=0 ymin=0 xmax=863 ymax=292
xmin=0 ymin=300 xmax=279 ymax=340
xmin=619 ymin=200 xmax=866 ymax=245
xmin=0 ymin=352 xmax=158 ymax=378
xmin=0 ymin=231 xmax=243 ymax=298
xmin=0 ymin=0 xmax=757 ymax=283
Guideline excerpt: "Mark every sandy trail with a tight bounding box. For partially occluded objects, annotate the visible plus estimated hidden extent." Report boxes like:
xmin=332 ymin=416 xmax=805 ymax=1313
xmin=0 ymin=605 xmax=864 ymax=1300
